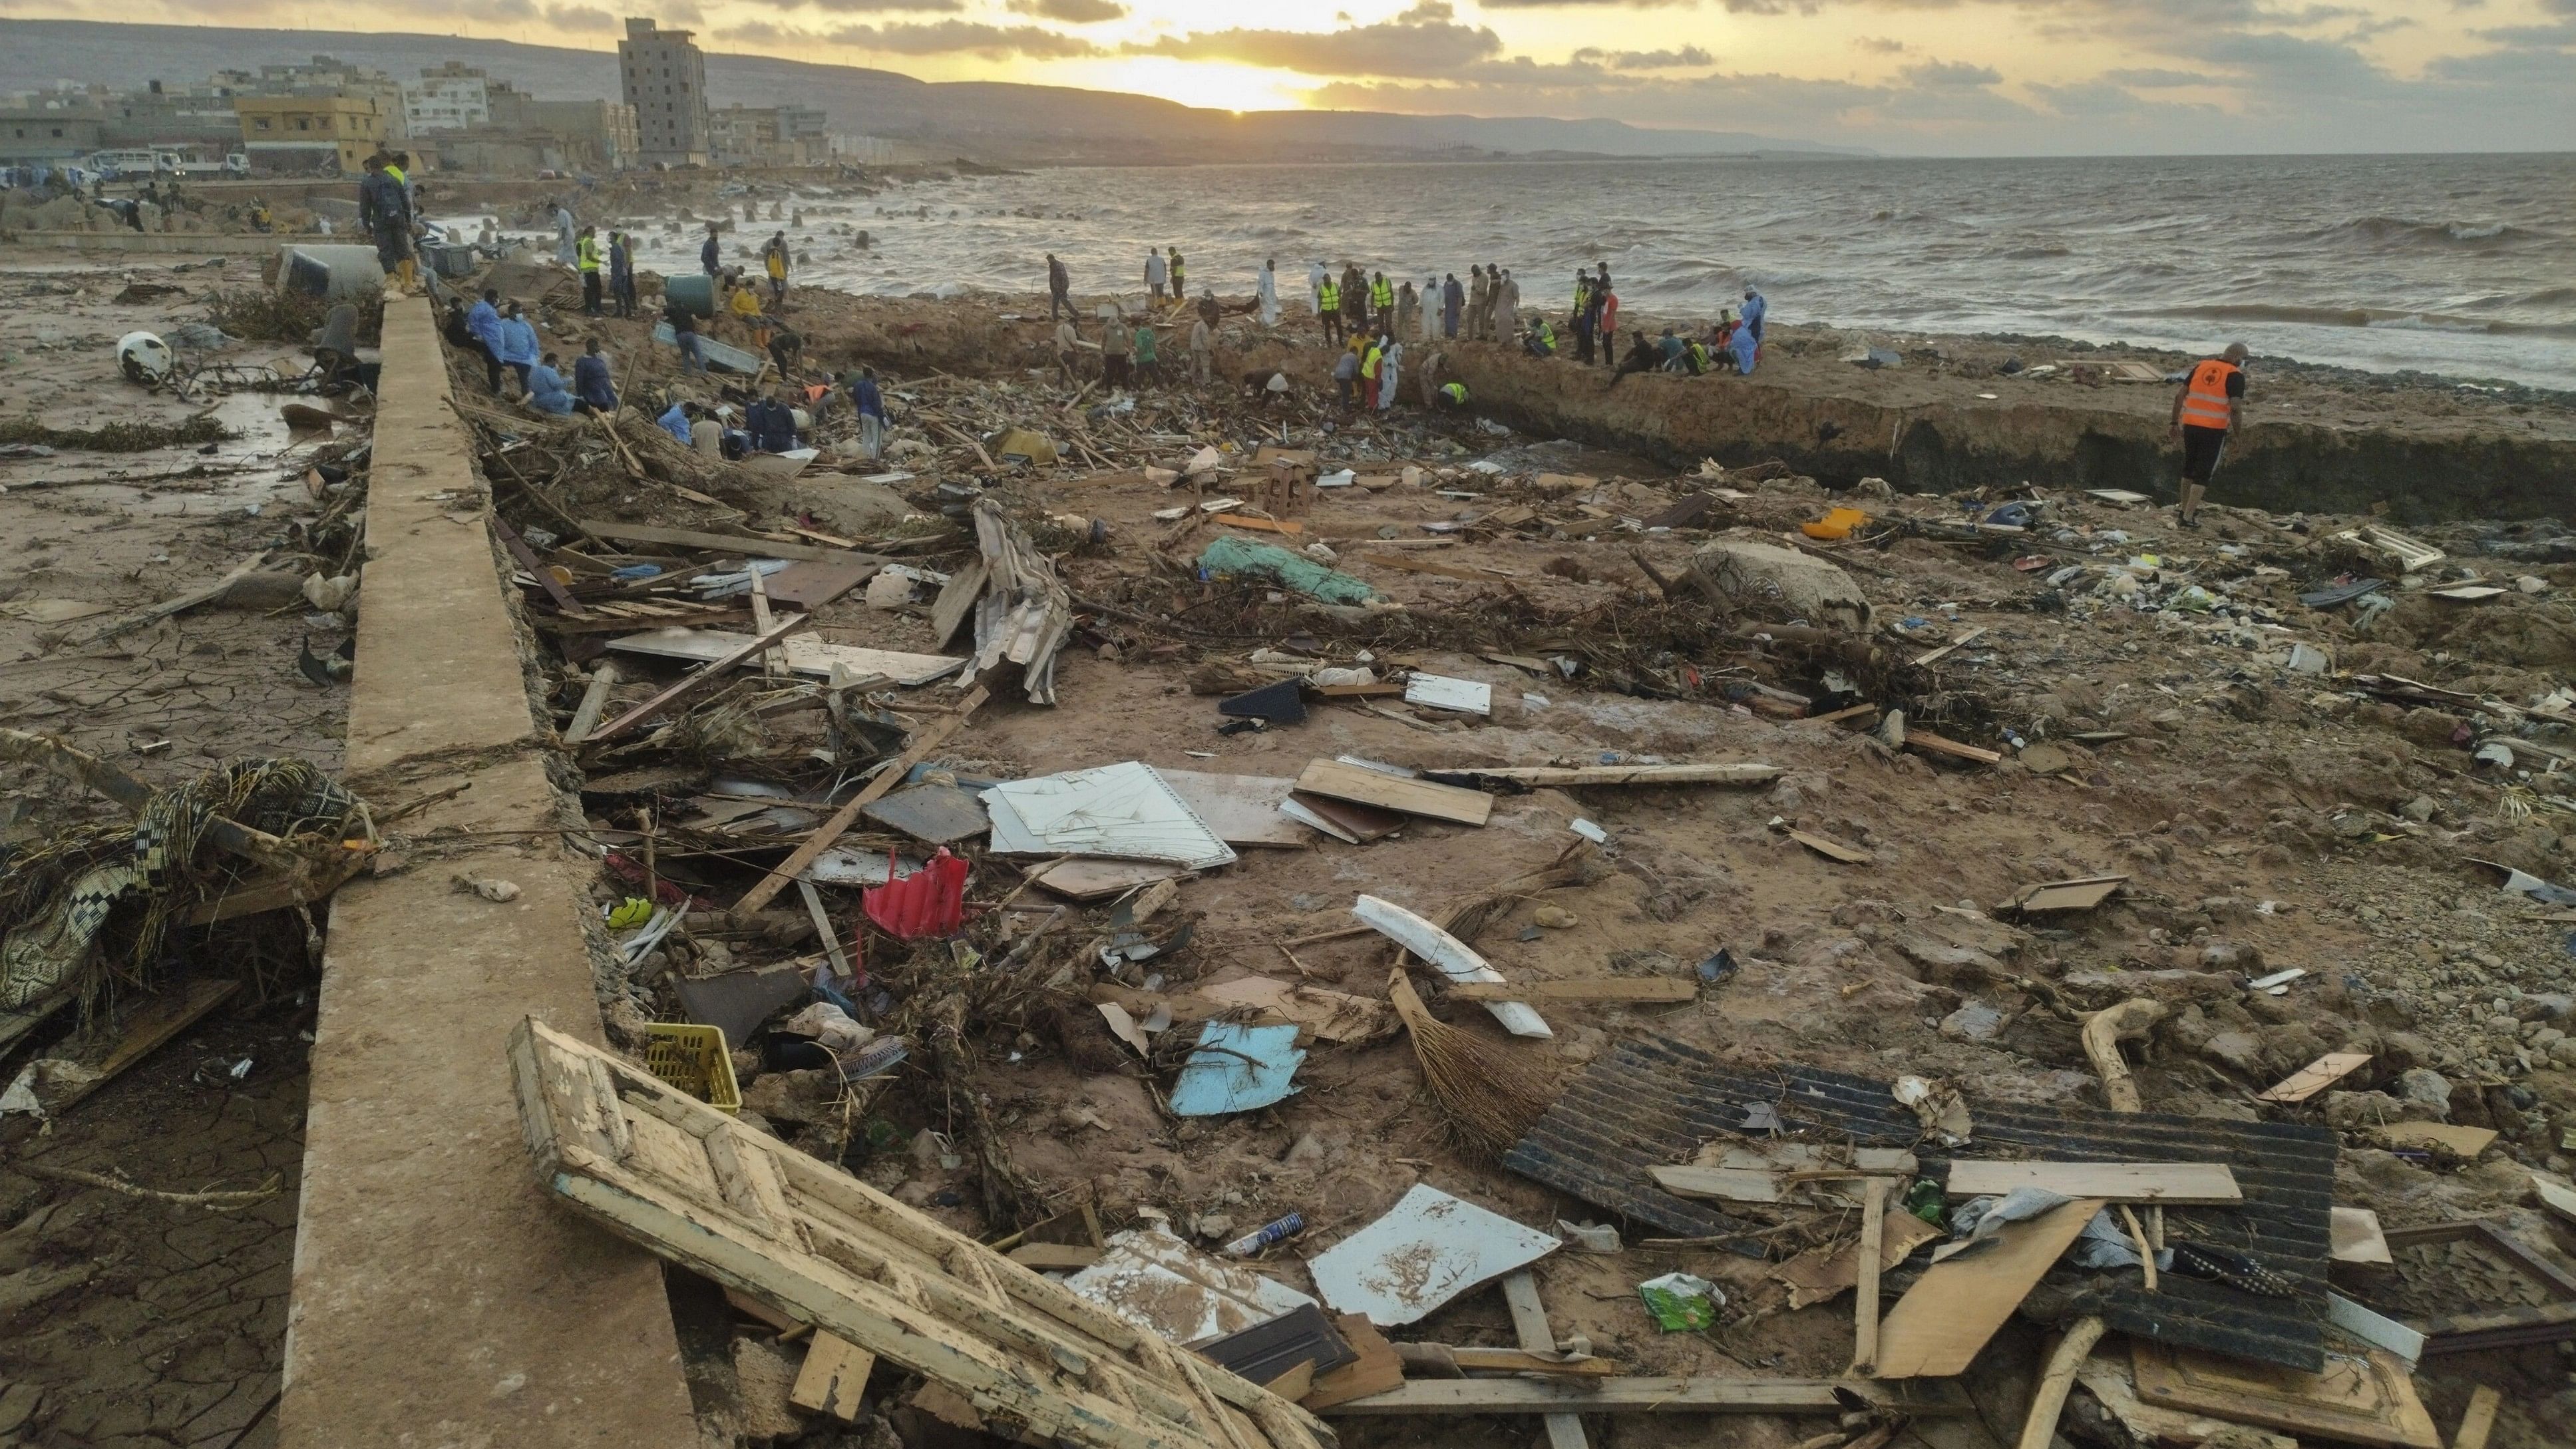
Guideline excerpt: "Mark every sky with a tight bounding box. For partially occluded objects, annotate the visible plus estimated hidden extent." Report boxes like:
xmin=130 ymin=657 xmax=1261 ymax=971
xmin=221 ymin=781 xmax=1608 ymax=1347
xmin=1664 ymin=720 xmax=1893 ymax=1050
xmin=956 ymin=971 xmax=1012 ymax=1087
xmin=7 ymin=0 xmax=2572 ymax=153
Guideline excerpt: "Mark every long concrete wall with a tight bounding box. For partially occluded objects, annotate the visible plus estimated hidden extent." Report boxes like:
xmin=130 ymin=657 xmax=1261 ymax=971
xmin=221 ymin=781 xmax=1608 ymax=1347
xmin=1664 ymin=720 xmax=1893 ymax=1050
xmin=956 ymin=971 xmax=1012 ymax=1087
xmin=279 ymin=295 xmax=697 ymax=1446
xmin=1 ymin=228 xmax=333 ymax=255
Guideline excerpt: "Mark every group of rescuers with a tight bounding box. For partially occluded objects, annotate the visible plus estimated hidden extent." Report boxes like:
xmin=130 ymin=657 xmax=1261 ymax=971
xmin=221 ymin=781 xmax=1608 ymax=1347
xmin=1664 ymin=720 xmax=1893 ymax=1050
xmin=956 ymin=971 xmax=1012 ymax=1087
xmin=437 ymin=203 xmax=2252 ymax=522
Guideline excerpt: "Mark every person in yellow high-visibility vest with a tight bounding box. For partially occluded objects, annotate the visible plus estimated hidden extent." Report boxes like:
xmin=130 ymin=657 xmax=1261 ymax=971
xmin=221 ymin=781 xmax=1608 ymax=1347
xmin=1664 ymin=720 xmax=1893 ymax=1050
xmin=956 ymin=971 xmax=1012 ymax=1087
xmin=729 ymin=276 xmax=770 ymax=351
xmin=576 ymin=226 xmax=602 ymax=315
xmin=1370 ymin=272 xmax=1393 ymax=333
xmin=1316 ymin=275 xmax=1344 ymax=345
xmin=2168 ymin=342 xmax=2248 ymax=530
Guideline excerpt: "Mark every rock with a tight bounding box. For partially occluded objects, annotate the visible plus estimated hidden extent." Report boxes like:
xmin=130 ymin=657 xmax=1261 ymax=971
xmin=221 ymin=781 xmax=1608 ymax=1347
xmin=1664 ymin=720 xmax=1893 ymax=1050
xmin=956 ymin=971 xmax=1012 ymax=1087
xmin=2395 ymin=1068 xmax=2454 ymax=1118
xmin=2198 ymin=940 xmax=2263 ymax=972
xmin=2060 ymin=968 xmax=2233 ymax=1005
xmin=1533 ymin=905 xmax=1578 ymax=929
xmin=2199 ymin=1030 xmax=2266 ymax=1077
xmin=2398 ymin=795 xmax=2438 ymax=823
xmin=729 ymin=1336 xmax=806 ymax=1442
xmin=1280 ymin=1133 xmax=1326 ymax=1169
xmin=1890 ymin=934 xmax=2002 ymax=985
xmin=2322 ymin=1089 xmax=2445 ymax=1128
xmin=1940 ymin=1001 xmax=2008 ymax=1042
xmin=1689 ymin=538 xmax=1873 ymax=631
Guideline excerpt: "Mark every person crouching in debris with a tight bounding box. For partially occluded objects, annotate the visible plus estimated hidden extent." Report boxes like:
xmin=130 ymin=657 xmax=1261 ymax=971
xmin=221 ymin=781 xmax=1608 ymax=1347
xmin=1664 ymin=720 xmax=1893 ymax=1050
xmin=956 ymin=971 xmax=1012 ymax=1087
xmin=526 ymin=351 xmax=576 ymax=416
xmin=1726 ymin=317 xmax=1759 ymax=375
xmin=767 ymin=323 xmax=804 ymax=380
xmin=658 ymin=397 xmax=697 ymax=445
xmin=463 ymin=289 xmax=505 ymax=393
xmin=1608 ymin=329 xmax=1662 ymax=388
xmin=573 ymin=337 xmax=618 ymax=416
xmin=314 ymin=302 xmax=365 ymax=391
xmin=746 ymin=389 xmax=799 ymax=453
xmin=1436 ymin=379 xmax=1469 ymax=412
xmin=1522 ymin=313 xmax=1556 ymax=357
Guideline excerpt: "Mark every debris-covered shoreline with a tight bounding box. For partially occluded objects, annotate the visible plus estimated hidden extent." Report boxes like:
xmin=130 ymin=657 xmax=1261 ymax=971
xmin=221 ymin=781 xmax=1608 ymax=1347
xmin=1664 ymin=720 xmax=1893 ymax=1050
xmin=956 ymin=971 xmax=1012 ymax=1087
xmin=6 ymin=236 xmax=2576 ymax=1449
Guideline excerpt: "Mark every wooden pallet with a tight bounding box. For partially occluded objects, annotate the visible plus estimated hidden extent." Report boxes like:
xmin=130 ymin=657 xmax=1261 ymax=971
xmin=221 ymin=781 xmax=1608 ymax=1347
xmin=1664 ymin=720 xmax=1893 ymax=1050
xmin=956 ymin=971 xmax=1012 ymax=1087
xmin=508 ymin=1018 xmax=1333 ymax=1449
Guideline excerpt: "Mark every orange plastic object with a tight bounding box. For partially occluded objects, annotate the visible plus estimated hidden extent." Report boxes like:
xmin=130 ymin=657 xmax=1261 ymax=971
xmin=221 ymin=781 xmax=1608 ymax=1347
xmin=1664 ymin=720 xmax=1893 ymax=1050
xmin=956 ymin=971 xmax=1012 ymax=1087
xmin=1801 ymin=507 xmax=1869 ymax=540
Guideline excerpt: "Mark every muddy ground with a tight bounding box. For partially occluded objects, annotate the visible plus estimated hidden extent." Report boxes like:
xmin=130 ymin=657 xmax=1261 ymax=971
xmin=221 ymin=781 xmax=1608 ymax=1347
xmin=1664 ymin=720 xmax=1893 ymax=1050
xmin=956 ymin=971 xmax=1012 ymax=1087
xmin=0 ymin=256 xmax=359 ymax=1449
xmin=429 ymin=243 xmax=2576 ymax=1449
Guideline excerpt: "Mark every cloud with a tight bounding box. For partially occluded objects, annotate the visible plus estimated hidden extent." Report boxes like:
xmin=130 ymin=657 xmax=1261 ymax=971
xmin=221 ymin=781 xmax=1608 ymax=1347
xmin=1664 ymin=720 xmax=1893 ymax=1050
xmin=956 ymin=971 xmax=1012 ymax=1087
xmin=1570 ymin=45 xmax=1717 ymax=69
xmin=827 ymin=19 xmax=1103 ymax=57
xmin=1006 ymin=0 xmax=1126 ymax=20
xmin=1901 ymin=59 xmax=2004 ymax=86
xmin=785 ymin=0 xmax=964 ymax=11
xmin=1853 ymin=36 xmax=1908 ymax=53
xmin=1122 ymin=1 xmax=1504 ymax=79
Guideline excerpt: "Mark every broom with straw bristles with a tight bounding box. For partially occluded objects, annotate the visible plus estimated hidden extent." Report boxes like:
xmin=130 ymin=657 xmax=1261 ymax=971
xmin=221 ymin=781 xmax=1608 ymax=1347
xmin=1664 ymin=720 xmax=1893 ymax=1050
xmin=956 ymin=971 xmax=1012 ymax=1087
xmin=1385 ymin=965 xmax=1561 ymax=1159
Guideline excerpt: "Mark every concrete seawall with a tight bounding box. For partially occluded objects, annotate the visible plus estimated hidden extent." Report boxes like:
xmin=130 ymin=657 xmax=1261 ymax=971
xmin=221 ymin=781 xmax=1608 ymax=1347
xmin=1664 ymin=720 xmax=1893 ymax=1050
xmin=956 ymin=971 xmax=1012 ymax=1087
xmin=279 ymin=294 xmax=696 ymax=1447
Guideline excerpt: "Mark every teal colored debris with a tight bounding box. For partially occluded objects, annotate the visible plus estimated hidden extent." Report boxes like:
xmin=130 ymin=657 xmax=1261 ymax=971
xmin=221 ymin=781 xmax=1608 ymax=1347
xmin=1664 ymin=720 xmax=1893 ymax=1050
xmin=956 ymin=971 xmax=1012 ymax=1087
xmin=1169 ymin=1021 xmax=1305 ymax=1116
xmin=1197 ymin=536 xmax=1380 ymax=606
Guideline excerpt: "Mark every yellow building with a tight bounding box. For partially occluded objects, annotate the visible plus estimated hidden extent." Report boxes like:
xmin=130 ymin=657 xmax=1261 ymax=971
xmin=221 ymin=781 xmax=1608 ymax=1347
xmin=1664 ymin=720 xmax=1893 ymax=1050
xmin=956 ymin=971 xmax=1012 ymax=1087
xmin=235 ymin=95 xmax=386 ymax=176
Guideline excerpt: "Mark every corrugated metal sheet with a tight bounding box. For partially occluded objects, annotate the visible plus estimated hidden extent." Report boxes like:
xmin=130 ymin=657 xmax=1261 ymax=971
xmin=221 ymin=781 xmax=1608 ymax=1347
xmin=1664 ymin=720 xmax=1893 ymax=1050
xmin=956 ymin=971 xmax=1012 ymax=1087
xmin=1503 ymin=1034 xmax=2337 ymax=1370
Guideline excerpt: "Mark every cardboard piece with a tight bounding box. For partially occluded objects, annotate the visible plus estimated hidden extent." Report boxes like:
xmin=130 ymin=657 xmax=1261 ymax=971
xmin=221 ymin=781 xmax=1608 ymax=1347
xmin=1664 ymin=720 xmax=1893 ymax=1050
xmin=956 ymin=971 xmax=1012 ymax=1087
xmin=1770 ymin=1212 xmax=1945 ymax=1309
xmin=2376 ymin=1122 xmax=2497 ymax=1157
xmin=2330 ymin=1206 xmax=2393 ymax=1265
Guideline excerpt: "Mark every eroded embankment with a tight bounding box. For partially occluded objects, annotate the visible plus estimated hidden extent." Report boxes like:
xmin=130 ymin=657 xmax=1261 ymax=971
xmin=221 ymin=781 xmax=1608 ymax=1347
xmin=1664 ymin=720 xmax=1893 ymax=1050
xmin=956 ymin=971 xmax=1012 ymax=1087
xmin=802 ymin=296 xmax=2576 ymax=522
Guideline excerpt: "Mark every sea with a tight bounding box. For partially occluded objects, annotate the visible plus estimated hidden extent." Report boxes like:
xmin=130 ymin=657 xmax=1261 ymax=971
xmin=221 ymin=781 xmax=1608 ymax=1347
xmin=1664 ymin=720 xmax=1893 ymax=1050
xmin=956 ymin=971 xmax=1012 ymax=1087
xmin=606 ymin=152 xmax=2576 ymax=393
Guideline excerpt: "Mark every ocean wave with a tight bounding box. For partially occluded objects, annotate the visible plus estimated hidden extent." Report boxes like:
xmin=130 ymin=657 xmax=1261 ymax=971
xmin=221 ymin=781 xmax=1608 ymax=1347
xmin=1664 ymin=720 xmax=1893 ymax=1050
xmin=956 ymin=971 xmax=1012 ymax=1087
xmin=2153 ymin=303 xmax=2576 ymax=339
xmin=2313 ymin=216 xmax=2549 ymax=248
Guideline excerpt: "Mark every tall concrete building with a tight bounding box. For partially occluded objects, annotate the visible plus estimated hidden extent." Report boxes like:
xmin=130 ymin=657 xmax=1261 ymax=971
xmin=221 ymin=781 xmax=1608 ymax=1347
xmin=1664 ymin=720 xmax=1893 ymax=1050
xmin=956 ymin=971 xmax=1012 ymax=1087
xmin=618 ymin=18 xmax=709 ymax=167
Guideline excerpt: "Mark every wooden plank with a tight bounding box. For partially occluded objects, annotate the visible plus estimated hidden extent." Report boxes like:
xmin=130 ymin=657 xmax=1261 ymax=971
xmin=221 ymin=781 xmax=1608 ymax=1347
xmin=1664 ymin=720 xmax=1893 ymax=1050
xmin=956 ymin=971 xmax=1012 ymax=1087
xmin=508 ymin=1016 xmax=1331 ymax=1449
xmin=2011 ymin=875 xmax=2130 ymax=913
xmin=42 ymin=979 xmax=241 ymax=1115
xmin=1211 ymin=514 xmax=1304 ymax=536
xmin=1851 ymin=1179 xmax=1889 ymax=1375
xmin=79 ymin=552 xmax=270 ymax=646
xmin=1398 ymin=1345 xmax=1620 ymax=1378
xmin=493 ymin=515 xmax=585 ymax=615
xmin=1789 ymin=829 xmax=1871 ymax=864
xmin=765 ymin=556 xmax=881 ymax=610
xmin=2259 ymin=1051 xmax=2372 ymax=1104
xmin=2129 ymin=1342 xmax=2438 ymax=1449
xmin=1942 ymin=1162 xmax=2242 ymax=1205
xmin=1770 ymin=1211 xmax=1944 ymax=1311
xmin=563 ymin=662 xmax=618 ymax=745
xmin=1431 ymin=762 xmax=1781 ymax=788
xmin=602 ymin=626 xmax=963 ymax=687
xmin=733 ymin=687 xmax=988 ymax=914
xmin=1872 ymin=1198 xmax=2106 ymax=1379
xmin=790 ymin=1331 xmax=874 ymax=1420
xmin=538 ymin=606 xmax=750 ymax=636
xmin=574 ymin=519 xmax=878 ymax=564
xmin=584 ymin=613 xmax=814 ymax=744
xmin=1322 ymin=1376 xmax=1974 ymax=1416
xmin=2452 ymin=1384 xmax=2499 ymax=1449
xmin=1007 ymin=1243 xmax=1105 ymax=1271
xmin=1906 ymin=729 xmax=2004 ymax=765
xmin=928 ymin=558 xmax=986 ymax=650
xmin=1451 ymin=979 xmax=1696 ymax=1004
xmin=1298 ymin=1315 xmax=1402 ymax=1413
xmin=1157 ymin=769 xmax=1314 ymax=848
xmin=1499 ymin=1270 xmax=1588 ymax=1449
xmin=1650 ymin=1165 xmax=1790 ymax=1204
xmin=2376 ymin=1122 xmax=2496 ymax=1157
xmin=1911 ymin=626 xmax=1986 ymax=668
xmin=1292 ymin=759 xmax=1491 ymax=827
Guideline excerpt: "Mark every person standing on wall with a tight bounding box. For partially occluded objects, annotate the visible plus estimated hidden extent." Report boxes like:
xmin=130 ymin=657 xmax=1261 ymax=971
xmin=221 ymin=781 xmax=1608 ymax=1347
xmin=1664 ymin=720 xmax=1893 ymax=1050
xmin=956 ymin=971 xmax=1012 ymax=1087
xmin=2169 ymin=342 xmax=2247 ymax=530
xmin=610 ymin=231 xmax=638 ymax=318
xmin=1145 ymin=247 xmax=1167 ymax=304
xmin=577 ymin=225 xmax=604 ymax=315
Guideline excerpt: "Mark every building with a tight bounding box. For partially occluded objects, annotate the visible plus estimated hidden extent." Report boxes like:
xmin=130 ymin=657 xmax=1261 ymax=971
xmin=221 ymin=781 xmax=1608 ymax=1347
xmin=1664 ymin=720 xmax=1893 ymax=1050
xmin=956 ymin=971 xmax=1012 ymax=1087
xmin=405 ymin=62 xmax=493 ymax=133
xmin=524 ymin=100 xmax=638 ymax=170
xmin=235 ymin=95 xmax=386 ymax=176
xmin=0 ymin=106 xmax=108 ymax=166
xmin=619 ymin=18 xmax=709 ymax=167
xmin=710 ymin=104 xmax=829 ymax=167
xmin=104 ymin=80 xmax=246 ymax=160
xmin=213 ymin=56 xmax=407 ymax=140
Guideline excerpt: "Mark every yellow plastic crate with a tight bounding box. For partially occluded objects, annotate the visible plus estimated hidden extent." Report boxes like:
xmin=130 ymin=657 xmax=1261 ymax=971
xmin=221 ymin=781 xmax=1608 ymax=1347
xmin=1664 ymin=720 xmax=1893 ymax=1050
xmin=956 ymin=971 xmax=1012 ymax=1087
xmin=642 ymin=1022 xmax=740 ymax=1114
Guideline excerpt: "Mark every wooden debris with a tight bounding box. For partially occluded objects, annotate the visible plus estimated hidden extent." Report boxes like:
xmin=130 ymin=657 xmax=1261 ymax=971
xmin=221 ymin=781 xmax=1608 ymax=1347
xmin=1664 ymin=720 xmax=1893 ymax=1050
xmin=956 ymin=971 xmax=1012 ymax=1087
xmin=2452 ymin=1385 xmax=2500 ymax=1449
xmin=2128 ymin=1341 xmax=2438 ymax=1449
xmin=1942 ymin=1161 xmax=2242 ymax=1205
xmin=2080 ymin=998 xmax=2165 ymax=1114
xmin=603 ymin=626 xmax=962 ymax=686
xmin=1390 ymin=1343 xmax=1618 ymax=1380
xmin=574 ymin=519 xmax=875 ymax=564
xmin=1293 ymin=760 xmax=1492 ymax=827
xmin=563 ymin=663 xmax=618 ymax=745
xmin=2374 ymin=1122 xmax=2496 ymax=1157
xmin=507 ymin=1018 xmax=1331 ymax=1449
xmin=1428 ymin=761 xmax=1781 ymax=788
xmin=789 ymin=1332 xmax=874 ymax=1421
xmin=1006 ymin=1243 xmax=1105 ymax=1271
xmin=1850 ymin=1178 xmax=1891 ymax=1376
xmin=733 ymin=686 xmax=987 ymax=914
xmin=1322 ymin=1376 xmax=1972 ymax=1416
xmin=1769 ymin=1208 xmax=1943 ymax=1311
xmin=963 ymin=497 xmax=1073 ymax=705
xmin=1789 ymin=829 xmax=1871 ymax=864
xmin=1298 ymin=1315 xmax=1403 ymax=1413
xmin=2014 ymin=1317 xmax=2107 ymax=1449
xmin=1905 ymin=729 xmax=2004 ymax=765
xmin=1871 ymin=1197 xmax=2106 ymax=1378
xmin=2330 ymin=1206 xmax=2392 ymax=1265
xmin=2259 ymin=1051 xmax=2372 ymax=1104
xmin=584 ymin=612 xmax=813 ymax=744
xmin=1499 ymin=1270 xmax=1589 ymax=1449
xmin=28 ymin=980 xmax=240 ymax=1116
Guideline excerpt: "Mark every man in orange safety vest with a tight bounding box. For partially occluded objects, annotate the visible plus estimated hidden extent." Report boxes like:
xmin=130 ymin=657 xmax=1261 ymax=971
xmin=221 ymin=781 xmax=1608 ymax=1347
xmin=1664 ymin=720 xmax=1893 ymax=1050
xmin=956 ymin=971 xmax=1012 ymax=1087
xmin=2168 ymin=341 xmax=2247 ymax=530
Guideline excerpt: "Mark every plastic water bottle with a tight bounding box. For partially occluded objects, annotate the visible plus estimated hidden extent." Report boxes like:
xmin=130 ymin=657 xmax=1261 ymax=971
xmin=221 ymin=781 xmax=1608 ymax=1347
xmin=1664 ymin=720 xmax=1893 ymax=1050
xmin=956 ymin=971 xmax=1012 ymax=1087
xmin=1220 ymin=1213 xmax=1303 ymax=1257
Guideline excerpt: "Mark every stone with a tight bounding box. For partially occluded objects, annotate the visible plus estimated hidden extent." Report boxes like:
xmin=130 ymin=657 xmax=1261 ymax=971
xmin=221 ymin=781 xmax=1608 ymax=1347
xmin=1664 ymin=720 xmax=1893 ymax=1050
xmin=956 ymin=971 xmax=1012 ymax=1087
xmin=1890 ymin=934 xmax=2004 ymax=985
xmin=1689 ymin=538 xmax=1873 ymax=631
xmin=2198 ymin=940 xmax=2263 ymax=972
xmin=2396 ymin=1068 xmax=2454 ymax=1118
xmin=1940 ymin=1001 xmax=2008 ymax=1042
xmin=2398 ymin=795 xmax=2438 ymax=823
xmin=2322 ymin=1090 xmax=2445 ymax=1129
xmin=2199 ymin=1030 xmax=2265 ymax=1077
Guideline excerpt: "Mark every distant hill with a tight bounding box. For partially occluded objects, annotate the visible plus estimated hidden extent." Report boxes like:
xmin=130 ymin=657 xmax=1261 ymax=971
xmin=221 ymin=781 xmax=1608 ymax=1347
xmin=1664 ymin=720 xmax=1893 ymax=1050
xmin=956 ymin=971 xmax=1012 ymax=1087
xmin=0 ymin=19 xmax=1869 ymax=164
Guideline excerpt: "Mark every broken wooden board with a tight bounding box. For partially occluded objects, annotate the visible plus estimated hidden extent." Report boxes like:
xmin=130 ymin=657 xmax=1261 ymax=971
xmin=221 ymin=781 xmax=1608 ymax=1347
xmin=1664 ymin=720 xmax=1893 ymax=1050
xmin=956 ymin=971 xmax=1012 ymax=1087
xmin=1298 ymin=1315 xmax=1403 ymax=1413
xmin=1196 ymin=1303 xmax=1356 ymax=1390
xmin=1007 ymin=1243 xmax=1106 ymax=1272
xmin=1191 ymin=977 xmax=1392 ymax=1044
xmin=1158 ymin=769 xmax=1317 ymax=848
xmin=1788 ymin=829 xmax=1871 ymax=864
xmin=574 ymin=520 xmax=878 ymax=565
xmin=1449 ymin=979 xmax=1696 ymax=1004
xmin=2006 ymin=874 xmax=2129 ymax=914
xmin=1279 ymin=791 xmax=1405 ymax=843
xmin=1942 ymin=1161 xmax=2242 ymax=1205
xmin=2259 ymin=1051 xmax=2372 ymax=1104
xmin=1212 ymin=514 xmax=1304 ymax=536
xmin=2533 ymin=1176 xmax=2576 ymax=1230
xmin=604 ymin=625 xmax=965 ymax=687
xmin=1063 ymin=1225 xmax=1317 ymax=1345
xmin=1649 ymin=1165 xmax=1793 ymax=1204
xmin=789 ymin=1332 xmax=874 ymax=1421
xmin=1871 ymin=1197 xmax=2106 ymax=1379
xmin=2074 ymin=1356 xmax=2298 ymax=1449
xmin=508 ymin=1017 xmax=1332 ymax=1449
xmin=1029 ymin=859 xmax=1187 ymax=901
xmin=33 ymin=978 xmax=242 ymax=1116
xmin=2374 ymin=1122 xmax=2497 ymax=1157
xmin=1771 ymin=1212 xmax=1946 ymax=1310
xmin=2129 ymin=1341 xmax=2438 ymax=1449
xmin=1322 ymin=1376 xmax=1974 ymax=1416
xmin=1905 ymin=729 xmax=2003 ymax=765
xmin=763 ymin=556 xmax=882 ymax=611
xmin=1293 ymin=760 xmax=1491 ymax=827
xmin=2452 ymin=1384 xmax=2501 ymax=1449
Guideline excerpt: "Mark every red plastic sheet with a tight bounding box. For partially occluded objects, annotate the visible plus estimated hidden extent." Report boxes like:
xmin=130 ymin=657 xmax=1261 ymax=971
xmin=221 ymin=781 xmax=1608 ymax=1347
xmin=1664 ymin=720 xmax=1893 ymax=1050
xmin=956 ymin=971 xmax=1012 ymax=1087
xmin=861 ymin=847 xmax=967 ymax=939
